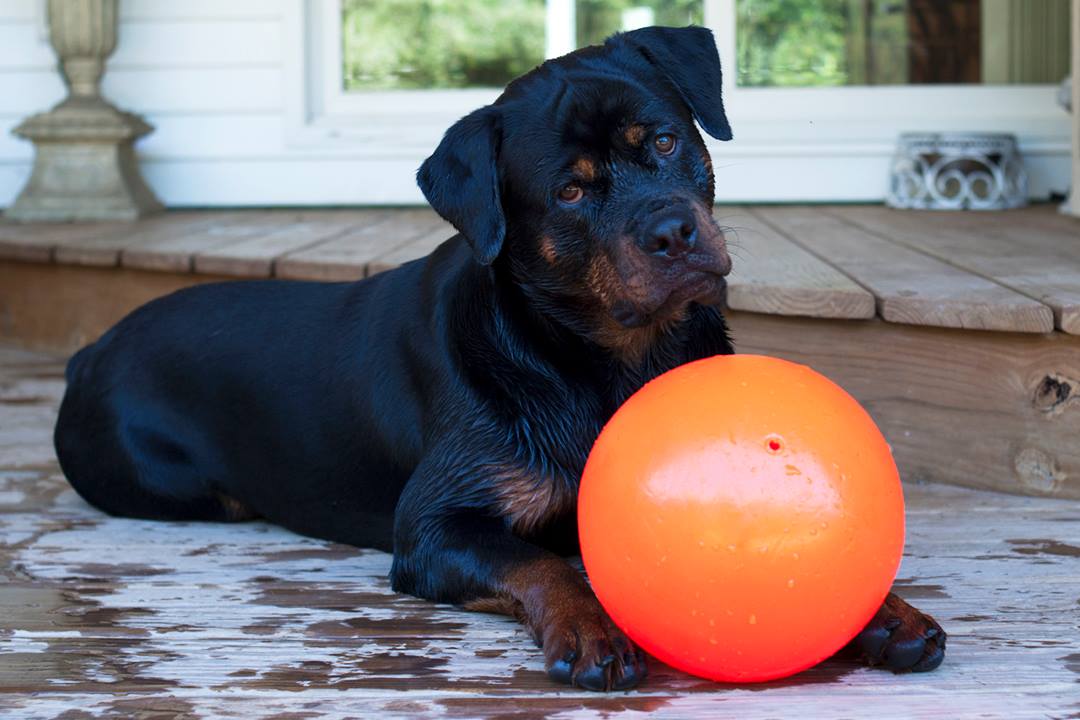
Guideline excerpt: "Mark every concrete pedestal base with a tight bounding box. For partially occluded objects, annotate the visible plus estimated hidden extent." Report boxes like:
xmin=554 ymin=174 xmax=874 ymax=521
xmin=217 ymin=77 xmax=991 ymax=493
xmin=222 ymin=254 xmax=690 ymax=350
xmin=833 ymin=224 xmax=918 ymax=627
xmin=6 ymin=100 xmax=162 ymax=222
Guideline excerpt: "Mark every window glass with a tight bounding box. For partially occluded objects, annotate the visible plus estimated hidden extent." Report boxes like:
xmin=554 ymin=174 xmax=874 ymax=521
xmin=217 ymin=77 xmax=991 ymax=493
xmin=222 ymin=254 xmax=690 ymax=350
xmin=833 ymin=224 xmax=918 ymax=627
xmin=736 ymin=0 xmax=1072 ymax=87
xmin=576 ymin=0 xmax=704 ymax=48
xmin=342 ymin=0 xmax=705 ymax=90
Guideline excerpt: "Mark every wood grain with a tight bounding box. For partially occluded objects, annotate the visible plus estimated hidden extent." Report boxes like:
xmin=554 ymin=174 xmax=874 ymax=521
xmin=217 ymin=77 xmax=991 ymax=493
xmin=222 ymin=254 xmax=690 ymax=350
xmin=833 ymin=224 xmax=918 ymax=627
xmin=729 ymin=310 xmax=1080 ymax=499
xmin=0 ymin=261 xmax=237 ymax=353
xmin=122 ymin=211 xmax=306 ymax=273
xmin=751 ymin=206 xmax=1055 ymax=332
xmin=365 ymin=213 xmax=454 ymax=276
xmin=0 ymin=221 xmax=129 ymax=264
xmin=0 ymin=344 xmax=1078 ymax=718
xmin=275 ymin=209 xmax=443 ymax=281
xmin=193 ymin=219 xmax=357 ymax=278
xmin=720 ymin=207 xmax=876 ymax=319
xmin=50 ymin=212 xmax=221 ymax=267
xmin=832 ymin=205 xmax=1080 ymax=334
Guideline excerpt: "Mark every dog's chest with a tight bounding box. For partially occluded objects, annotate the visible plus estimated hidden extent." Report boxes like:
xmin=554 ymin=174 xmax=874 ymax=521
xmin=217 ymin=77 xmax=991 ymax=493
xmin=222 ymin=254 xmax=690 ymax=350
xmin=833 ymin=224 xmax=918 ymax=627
xmin=493 ymin=378 xmax=638 ymax=539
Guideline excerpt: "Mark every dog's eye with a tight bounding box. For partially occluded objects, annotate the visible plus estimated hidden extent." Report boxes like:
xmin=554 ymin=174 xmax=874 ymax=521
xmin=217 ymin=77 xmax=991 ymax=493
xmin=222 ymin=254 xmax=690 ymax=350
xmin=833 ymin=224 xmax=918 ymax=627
xmin=557 ymin=184 xmax=584 ymax=204
xmin=654 ymin=133 xmax=677 ymax=155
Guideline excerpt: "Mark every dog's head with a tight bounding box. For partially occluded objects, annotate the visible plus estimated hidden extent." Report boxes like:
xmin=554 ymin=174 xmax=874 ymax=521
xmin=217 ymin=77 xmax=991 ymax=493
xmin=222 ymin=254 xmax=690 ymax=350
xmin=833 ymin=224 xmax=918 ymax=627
xmin=418 ymin=26 xmax=733 ymax=356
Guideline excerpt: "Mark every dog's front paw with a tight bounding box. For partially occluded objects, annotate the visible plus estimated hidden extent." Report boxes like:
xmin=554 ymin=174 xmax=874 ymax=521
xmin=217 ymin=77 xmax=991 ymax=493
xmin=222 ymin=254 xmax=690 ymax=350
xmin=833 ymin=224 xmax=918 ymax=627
xmin=852 ymin=592 xmax=946 ymax=672
xmin=539 ymin=604 xmax=647 ymax=691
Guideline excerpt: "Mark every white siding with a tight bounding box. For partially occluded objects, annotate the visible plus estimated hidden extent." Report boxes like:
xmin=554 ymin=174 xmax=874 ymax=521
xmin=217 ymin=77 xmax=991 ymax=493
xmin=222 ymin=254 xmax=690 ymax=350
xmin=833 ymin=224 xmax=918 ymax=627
xmin=0 ymin=0 xmax=292 ymax=208
xmin=0 ymin=0 xmax=1073 ymax=207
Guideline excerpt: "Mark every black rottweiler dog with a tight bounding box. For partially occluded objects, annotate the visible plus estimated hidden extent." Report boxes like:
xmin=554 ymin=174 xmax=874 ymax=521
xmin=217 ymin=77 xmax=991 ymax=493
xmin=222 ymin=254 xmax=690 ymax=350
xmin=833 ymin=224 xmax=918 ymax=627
xmin=54 ymin=26 xmax=944 ymax=690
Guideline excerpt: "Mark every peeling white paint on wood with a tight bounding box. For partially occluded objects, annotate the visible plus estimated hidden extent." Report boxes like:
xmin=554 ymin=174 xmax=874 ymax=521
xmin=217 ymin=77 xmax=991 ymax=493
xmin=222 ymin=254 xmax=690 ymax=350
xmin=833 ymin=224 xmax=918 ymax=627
xmin=1 ymin=345 xmax=1078 ymax=719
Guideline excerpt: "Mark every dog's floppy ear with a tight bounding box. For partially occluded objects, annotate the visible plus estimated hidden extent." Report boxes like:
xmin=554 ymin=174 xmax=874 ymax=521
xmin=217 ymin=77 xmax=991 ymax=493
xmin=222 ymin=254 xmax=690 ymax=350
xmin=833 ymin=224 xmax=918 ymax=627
xmin=616 ymin=26 xmax=733 ymax=141
xmin=417 ymin=106 xmax=505 ymax=265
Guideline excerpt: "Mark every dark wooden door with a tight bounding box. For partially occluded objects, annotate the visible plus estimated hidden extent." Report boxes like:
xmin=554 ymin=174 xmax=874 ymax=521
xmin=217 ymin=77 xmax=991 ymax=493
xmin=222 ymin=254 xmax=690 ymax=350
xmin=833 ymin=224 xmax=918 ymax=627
xmin=906 ymin=0 xmax=982 ymax=83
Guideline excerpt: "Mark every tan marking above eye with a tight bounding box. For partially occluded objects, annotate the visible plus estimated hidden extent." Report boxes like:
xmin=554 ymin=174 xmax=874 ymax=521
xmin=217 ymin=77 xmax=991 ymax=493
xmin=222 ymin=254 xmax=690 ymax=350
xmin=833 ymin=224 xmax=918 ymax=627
xmin=624 ymin=124 xmax=646 ymax=147
xmin=571 ymin=157 xmax=596 ymax=182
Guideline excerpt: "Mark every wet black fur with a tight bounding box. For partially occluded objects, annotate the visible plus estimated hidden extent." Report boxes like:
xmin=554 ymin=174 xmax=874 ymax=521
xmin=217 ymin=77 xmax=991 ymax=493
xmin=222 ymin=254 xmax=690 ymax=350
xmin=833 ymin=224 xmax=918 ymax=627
xmin=54 ymin=27 xmax=735 ymax=607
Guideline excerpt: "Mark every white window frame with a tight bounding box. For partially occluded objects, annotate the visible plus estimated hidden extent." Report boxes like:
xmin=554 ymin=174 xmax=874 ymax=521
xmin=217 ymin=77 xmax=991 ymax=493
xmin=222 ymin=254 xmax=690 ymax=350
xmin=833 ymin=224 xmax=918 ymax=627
xmin=283 ymin=0 xmax=1072 ymax=203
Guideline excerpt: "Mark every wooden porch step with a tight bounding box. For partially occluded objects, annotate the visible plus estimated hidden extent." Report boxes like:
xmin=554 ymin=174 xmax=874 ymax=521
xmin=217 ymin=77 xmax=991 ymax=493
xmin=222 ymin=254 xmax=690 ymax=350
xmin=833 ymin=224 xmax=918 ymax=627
xmin=1 ymin=205 xmax=1078 ymax=500
xmin=1 ymin=204 xmax=1076 ymax=335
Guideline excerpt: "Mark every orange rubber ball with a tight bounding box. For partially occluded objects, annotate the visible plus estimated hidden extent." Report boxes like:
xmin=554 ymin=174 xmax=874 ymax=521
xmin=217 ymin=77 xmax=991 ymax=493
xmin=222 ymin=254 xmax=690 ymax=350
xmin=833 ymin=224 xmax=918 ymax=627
xmin=579 ymin=354 xmax=904 ymax=683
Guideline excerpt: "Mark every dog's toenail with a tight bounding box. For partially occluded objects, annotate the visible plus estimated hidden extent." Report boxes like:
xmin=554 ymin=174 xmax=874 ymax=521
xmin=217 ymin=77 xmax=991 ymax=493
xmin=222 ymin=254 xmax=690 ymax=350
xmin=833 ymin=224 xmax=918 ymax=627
xmin=911 ymin=644 xmax=946 ymax=672
xmin=885 ymin=638 xmax=926 ymax=670
xmin=548 ymin=657 xmax=574 ymax=685
xmin=573 ymin=664 xmax=610 ymax=691
xmin=858 ymin=626 xmax=891 ymax=659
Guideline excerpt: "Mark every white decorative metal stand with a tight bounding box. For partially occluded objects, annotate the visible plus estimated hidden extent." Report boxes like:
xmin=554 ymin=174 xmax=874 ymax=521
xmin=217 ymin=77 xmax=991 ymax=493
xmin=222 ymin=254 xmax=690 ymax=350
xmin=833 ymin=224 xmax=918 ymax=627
xmin=6 ymin=0 xmax=162 ymax=222
xmin=886 ymin=133 xmax=1028 ymax=211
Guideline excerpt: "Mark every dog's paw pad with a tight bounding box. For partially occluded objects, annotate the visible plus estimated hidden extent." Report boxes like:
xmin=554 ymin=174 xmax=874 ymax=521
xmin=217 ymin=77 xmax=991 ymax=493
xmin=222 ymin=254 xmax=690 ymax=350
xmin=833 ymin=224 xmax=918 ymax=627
xmin=540 ymin=612 xmax=648 ymax=691
xmin=854 ymin=593 xmax=946 ymax=673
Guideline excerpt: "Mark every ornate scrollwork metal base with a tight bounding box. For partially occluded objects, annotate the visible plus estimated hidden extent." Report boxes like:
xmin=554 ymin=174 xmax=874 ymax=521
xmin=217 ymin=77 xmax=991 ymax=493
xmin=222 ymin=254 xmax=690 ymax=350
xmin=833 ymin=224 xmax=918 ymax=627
xmin=886 ymin=133 xmax=1028 ymax=211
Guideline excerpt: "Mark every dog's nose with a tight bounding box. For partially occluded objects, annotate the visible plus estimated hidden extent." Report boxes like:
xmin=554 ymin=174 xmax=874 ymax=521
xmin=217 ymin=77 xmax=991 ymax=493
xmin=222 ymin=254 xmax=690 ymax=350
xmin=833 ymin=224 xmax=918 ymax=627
xmin=639 ymin=211 xmax=696 ymax=259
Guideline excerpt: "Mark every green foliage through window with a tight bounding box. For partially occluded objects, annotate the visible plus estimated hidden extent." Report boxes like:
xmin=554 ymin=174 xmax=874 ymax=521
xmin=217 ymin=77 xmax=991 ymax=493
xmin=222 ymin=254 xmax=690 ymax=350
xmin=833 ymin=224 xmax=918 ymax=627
xmin=736 ymin=0 xmax=907 ymax=87
xmin=342 ymin=0 xmax=705 ymax=91
xmin=575 ymin=0 xmax=703 ymax=48
xmin=342 ymin=0 xmax=547 ymax=90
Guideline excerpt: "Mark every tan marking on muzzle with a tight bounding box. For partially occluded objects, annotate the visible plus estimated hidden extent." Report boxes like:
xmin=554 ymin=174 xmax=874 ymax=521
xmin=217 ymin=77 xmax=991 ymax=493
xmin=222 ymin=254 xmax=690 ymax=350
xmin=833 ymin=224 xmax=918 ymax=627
xmin=539 ymin=235 xmax=559 ymax=264
xmin=591 ymin=313 xmax=685 ymax=365
xmin=586 ymin=252 xmax=621 ymax=306
xmin=690 ymin=202 xmax=731 ymax=272
xmin=586 ymin=250 xmax=686 ymax=364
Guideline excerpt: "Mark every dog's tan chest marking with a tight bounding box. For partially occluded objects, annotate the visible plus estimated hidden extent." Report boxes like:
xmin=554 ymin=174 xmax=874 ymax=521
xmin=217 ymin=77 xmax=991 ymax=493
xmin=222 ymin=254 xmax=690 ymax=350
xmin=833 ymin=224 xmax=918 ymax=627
xmin=496 ymin=470 xmax=577 ymax=536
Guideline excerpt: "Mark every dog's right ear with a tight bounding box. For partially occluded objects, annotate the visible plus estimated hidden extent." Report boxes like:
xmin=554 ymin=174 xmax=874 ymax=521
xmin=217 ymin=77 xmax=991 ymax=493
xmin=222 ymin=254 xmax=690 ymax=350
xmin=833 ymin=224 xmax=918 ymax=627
xmin=417 ymin=106 xmax=505 ymax=266
xmin=614 ymin=26 xmax=733 ymax=142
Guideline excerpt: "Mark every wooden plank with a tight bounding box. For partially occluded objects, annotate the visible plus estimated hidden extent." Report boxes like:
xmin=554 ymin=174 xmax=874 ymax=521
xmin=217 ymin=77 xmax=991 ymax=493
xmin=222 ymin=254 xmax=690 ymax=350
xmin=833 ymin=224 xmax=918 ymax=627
xmin=717 ymin=207 xmax=876 ymax=319
xmin=751 ymin=206 xmax=1055 ymax=333
xmin=274 ymin=210 xmax=437 ymax=281
xmin=122 ymin=212 xmax=305 ymax=273
xmin=729 ymin=311 xmax=1080 ymax=499
xmin=0 ymin=221 xmax=129 ymax=263
xmin=1 ymin=341 xmax=1078 ymax=719
xmin=53 ymin=212 xmax=221 ymax=267
xmin=832 ymin=205 xmax=1080 ymax=334
xmin=365 ymin=212 xmax=453 ymax=276
xmin=193 ymin=220 xmax=358 ymax=278
xmin=0 ymin=261 xmax=234 ymax=353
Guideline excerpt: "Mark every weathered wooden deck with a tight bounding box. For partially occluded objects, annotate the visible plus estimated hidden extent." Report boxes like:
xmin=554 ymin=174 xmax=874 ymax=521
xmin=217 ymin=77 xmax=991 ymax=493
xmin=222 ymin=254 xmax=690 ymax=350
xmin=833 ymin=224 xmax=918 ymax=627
xmin=1 ymin=204 xmax=1078 ymax=333
xmin=0 ymin=344 xmax=1078 ymax=718
xmin=1 ymin=204 xmax=1078 ymax=501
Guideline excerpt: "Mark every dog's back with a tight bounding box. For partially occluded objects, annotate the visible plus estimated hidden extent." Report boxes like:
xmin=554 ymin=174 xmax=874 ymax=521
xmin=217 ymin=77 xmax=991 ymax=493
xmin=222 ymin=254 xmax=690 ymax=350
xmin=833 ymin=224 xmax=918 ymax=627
xmin=54 ymin=237 xmax=474 ymax=550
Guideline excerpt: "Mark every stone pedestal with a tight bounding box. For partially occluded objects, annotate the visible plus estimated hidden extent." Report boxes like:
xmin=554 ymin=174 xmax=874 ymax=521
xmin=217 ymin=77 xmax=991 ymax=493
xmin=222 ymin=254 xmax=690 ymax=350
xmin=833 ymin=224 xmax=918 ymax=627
xmin=6 ymin=0 xmax=162 ymax=222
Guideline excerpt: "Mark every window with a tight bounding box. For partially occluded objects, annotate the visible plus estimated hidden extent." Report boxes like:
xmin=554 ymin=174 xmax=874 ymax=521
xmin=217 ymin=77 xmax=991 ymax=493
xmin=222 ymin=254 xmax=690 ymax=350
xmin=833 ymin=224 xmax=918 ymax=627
xmin=736 ymin=0 xmax=1071 ymax=87
xmin=340 ymin=0 xmax=704 ymax=91
xmin=285 ymin=0 xmax=1072 ymax=204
